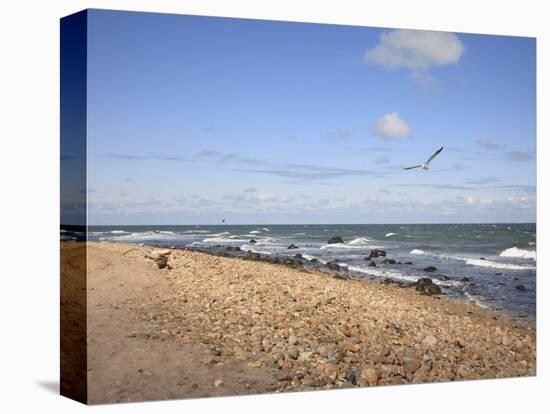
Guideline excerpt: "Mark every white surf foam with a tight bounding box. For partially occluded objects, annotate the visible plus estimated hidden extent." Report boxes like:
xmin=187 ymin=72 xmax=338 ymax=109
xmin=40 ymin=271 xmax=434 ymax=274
xmin=464 ymin=258 xmax=535 ymax=271
xmin=183 ymin=230 xmax=211 ymax=234
xmin=464 ymin=291 xmax=488 ymax=309
xmin=385 ymin=232 xmax=397 ymax=237
xmin=249 ymin=230 xmax=261 ymax=234
xmin=410 ymin=249 xmax=427 ymax=255
xmin=499 ymin=247 xmax=536 ymax=260
xmin=349 ymin=237 xmax=372 ymax=245
xmin=203 ymin=237 xmax=248 ymax=243
xmin=302 ymin=254 xmax=327 ymax=264
xmin=106 ymin=231 xmax=177 ymax=242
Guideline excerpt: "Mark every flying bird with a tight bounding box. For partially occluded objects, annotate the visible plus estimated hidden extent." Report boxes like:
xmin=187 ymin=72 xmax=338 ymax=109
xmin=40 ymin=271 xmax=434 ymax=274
xmin=404 ymin=147 xmax=444 ymax=171
xmin=222 ymin=218 xmax=225 ymax=223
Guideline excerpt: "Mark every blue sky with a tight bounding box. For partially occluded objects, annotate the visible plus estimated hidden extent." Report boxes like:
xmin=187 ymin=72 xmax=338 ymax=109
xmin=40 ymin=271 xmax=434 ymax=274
xmin=86 ymin=9 xmax=536 ymax=225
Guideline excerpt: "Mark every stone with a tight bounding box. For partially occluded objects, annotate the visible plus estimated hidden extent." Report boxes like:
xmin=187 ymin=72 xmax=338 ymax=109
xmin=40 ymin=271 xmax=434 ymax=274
xmin=368 ymin=261 xmax=376 ymax=267
xmin=287 ymin=244 xmax=299 ymax=249
xmin=326 ymin=262 xmax=341 ymax=271
xmin=382 ymin=259 xmax=396 ymax=265
xmin=363 ymin=368 xmax=378 ymax=386
xmin=288 ymin=335 xmax=298 ymax=346
xmin=423 ymin=266 xmax=437 ymax=272
xmin=249 ymin=239 xmax=257 ymax=244
xmin=369 ymin=249 xmax=387 ymax=258
xmin=425 ymin=284 xmax=442 ymax=295
xmin=276 ymin=371 xmax=292 ymax=381
xmin=404 ymin=358 xmax=422 ymax=374
xmin=327 ymin=236 xmax=344 ymax=244
xmin=214 ymin=379 xmax=225 ymax=387
xmin=515 ymin=284 xmax=527 ymax=291
xmin=422 ymin=335 xmax=437 ymax=347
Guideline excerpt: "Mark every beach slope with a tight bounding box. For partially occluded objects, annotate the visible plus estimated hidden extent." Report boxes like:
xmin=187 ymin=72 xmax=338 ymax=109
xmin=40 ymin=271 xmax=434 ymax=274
xmin=74 ymin=242 xmax=536 ymax=403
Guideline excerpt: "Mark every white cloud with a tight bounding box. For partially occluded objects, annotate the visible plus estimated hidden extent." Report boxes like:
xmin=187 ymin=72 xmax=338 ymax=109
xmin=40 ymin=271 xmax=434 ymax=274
xmin=372 ymin=113 xmax=411 ymax=140
xmin=365 ymin=29 xmax=464 ymax=83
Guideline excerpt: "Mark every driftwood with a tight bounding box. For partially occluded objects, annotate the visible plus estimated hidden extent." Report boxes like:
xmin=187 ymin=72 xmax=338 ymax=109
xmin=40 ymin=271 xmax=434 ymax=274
xmin=123 ymin=248 xmax=171 ymax=269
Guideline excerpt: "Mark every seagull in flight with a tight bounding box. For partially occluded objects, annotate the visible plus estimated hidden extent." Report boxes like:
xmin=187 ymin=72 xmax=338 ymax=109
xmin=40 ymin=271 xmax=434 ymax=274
xmin=404 ymin=147 xmax=444 ymax=171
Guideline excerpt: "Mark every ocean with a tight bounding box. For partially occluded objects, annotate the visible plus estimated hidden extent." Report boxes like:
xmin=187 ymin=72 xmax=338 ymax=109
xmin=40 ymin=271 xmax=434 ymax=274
xmin=69 ymin=223 xmax=536 ymax=321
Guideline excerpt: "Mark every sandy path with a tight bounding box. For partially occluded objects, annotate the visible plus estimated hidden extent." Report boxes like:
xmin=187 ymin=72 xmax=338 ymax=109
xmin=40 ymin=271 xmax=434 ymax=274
xmin=85 ymin=243 xmax=276 ymax=404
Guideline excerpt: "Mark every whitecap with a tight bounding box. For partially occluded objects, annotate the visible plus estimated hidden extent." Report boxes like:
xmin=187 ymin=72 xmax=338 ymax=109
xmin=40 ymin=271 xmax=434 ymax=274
xmin=465 ymin=258 xmax=535 ymax=271
xmin=410 ymin=249 xmax=427 ymax=255
xmin=302 ymin=254 xmax=327 ymax=264
xmin=105 ymin=231 xmax=177 ymax=242
xmin=499 ymin=247 xmax=536 ymax=261
xmin=385 ymin=232 xmax=397 ymax=237
xmin=202 ymin=237 xmax=248 ymax=243
xmin=249 ymin=230 xmax=261 ymax=234
xmin=349 ymin=237 xmax=371 ymax=245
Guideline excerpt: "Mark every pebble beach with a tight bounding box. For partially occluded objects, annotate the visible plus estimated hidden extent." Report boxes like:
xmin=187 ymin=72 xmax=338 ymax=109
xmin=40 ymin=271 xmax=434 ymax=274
xmin=76 ymin=241 xmax=537 ymax=402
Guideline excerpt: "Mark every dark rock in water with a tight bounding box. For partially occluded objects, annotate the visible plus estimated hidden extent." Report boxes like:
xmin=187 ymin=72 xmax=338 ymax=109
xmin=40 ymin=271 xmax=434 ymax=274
xmin=326 ymin=262 xmax=341 ymax=271
xmin=404 ymin=261 xmax=413 ymax=265
xmin=333 ymin=273 xmax=348 ymax=280
xmin=415 ymin=277 xmax=433 ymax=291
xmin=283 ymin=258 xmax=295 ymax=265
xmin=414 ymin=277 xmax=441 ymax=295
xmin=423 ymin=266 xmax=437 ymax=272
xmin=248 ymin=252 xmax=261 ymax=260
xmin=495 ymin=273 xmax=503 ymax=276
xmin=515 ymin=284 xmax=527 ymax=291
xmin=327 ymin=236 xmax=344 ymax=244
xmin=479 ymin=257 xmax=486 ymax=260
xmin=368 ymin=260 xmax=376 ymax=267
xmin=294 ymin=253 xmax=303 ymax=259
xmin=249 ymin=239 xmax=257 ymax=244
xmin=461 ymin=277 xmax=470 ymax=282
xmin=438 ymin=275 xmax=450 ymax=281
xmin=287 ymin=243 xmax=299 ymax=249
xmin=310 ymin=258 xmax=318 ymax=263
xmin=382 ymin=259 xmax=396 ymax=265
xmin=369 ymin=249 xmax=387 ymax=258
xmin=425 ymin=284 xmax=442 ymax=295
xmin=225 ymin=246 xmax=241 ymax=251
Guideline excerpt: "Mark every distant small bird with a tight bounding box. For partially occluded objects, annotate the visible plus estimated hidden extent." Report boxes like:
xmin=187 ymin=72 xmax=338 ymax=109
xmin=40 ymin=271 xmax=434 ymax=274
xmin=404 ymin=147 xmax=443 ymax=171
xmin=222 ymin=218 xmax=225 ymax=223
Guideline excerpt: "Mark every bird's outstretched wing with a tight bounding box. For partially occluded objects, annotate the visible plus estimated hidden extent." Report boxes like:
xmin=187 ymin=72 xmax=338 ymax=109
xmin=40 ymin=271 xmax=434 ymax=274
xmin=425 ymin=146 xmax=443 ymax=165
xmin=403 ymin=165 xmax=423 ymax=170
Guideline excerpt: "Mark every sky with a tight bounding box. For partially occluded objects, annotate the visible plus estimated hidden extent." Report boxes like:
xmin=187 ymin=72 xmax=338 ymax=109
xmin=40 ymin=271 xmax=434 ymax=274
xmin=85 ymin=9 xmax=536 ymax=225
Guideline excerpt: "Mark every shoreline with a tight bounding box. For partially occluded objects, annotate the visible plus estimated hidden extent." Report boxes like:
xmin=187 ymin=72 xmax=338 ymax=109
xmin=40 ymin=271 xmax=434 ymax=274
xmin=71 ymin=241 xmax=536 ymax=402
xmin=160 ymin=243 xmax=536 ymax=327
